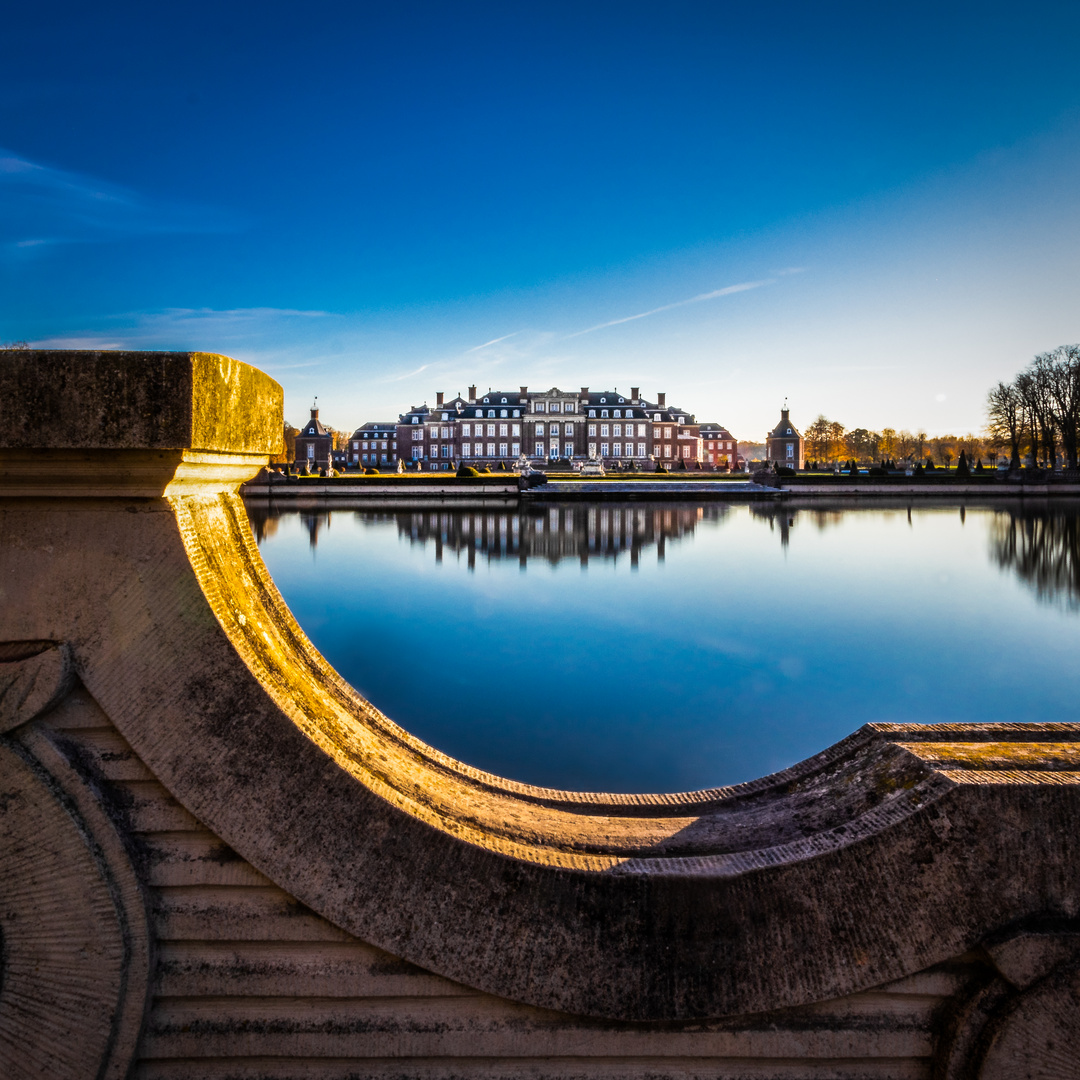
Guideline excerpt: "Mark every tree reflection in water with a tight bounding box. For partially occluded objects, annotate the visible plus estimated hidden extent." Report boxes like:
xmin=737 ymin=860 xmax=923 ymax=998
xmin=989 ymin=500 xmax=1080 ymax=609
xmin=244 ymin=499 xmax=727 ymax=567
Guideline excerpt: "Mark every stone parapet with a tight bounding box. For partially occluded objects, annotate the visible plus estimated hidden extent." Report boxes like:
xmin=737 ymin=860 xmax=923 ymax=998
xmin=1 ymin=350 xmax=1078 ymax=1078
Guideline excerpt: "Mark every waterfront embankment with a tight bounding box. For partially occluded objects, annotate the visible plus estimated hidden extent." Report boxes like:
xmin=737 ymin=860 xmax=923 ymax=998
xmin=242 ymin=470 xmax=1080 ymax=501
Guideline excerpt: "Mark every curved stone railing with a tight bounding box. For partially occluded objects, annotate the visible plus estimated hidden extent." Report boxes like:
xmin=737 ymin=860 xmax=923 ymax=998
xmin=2 ymin=351 xmax=1080 ymax=1078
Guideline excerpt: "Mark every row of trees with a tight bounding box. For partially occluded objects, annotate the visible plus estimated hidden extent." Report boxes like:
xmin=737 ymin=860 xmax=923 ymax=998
xmin=803 ymin=416 xmax=991 ymax=466
xmin=987 ymin=344 xmax=1080 ymax=469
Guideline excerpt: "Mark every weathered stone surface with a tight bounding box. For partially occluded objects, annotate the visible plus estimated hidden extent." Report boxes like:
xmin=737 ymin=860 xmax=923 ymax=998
xmin=2 ymin=349 xmax=1079 ymax=1075
xmin=0 ymin=350 xmax=283 ymax=454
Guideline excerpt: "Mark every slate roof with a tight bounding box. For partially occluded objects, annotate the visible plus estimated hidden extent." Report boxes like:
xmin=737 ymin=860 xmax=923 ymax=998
xmin=768 ymin=411 xmax=802 ymax=439
xmin=299 ymin=409 xmax=329 ymax=438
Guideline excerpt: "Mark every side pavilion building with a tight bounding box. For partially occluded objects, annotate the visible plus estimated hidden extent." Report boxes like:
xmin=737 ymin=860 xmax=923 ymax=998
xmin=766 ymin=406 xmax=805 ymax=470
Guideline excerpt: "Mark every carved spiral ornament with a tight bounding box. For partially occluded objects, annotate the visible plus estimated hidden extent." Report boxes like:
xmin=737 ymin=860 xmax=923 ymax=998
xmin=0 ymin=644 xmax=148 ymax=1080
xmin=979 ymin=962 xmax=1080 ymax=1080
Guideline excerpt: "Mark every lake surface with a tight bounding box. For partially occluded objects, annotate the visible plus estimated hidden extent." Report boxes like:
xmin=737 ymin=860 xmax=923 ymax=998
xmin=247 ymin=497 xmax=1080 ymax=793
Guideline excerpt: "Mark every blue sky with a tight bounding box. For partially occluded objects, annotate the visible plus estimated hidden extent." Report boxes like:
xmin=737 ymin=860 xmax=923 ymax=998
xmin=4 ymin=1 xmax=1080 ymax=439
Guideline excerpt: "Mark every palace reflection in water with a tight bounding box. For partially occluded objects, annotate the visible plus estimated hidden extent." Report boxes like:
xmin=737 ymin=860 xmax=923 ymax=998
xmin=248 ymin=496 xmax=1080 ymax=790
xmin=247 ymin=499 xmax=727 ymax=568
xmin=246 ymin=497 xmax=1080 ymax=607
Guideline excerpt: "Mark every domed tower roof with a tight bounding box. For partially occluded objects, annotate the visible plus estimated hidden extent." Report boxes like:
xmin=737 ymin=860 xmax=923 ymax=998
xmin=301 ymin=401 xmax=329 ymax=438
xmin=768 ymin=405 xmax=801 ymax=440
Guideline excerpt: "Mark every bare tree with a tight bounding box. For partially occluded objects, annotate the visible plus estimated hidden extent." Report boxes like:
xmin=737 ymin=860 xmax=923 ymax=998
xmin=986 ymin=380 xmax=1025 ymax=468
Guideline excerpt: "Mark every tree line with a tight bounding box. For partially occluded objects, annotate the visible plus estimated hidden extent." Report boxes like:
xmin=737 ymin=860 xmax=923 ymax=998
xmin=803 ymin=417 xmax=989 ymax=467
xmin=987 ymin=344 xmax=1080 ymax=469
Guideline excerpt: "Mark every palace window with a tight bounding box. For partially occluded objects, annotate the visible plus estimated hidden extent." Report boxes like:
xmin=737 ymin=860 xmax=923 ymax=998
xmin=601 ymin=443 xmax=609 ymax=456
xmin=412 ymin=429 xmax=423 ymax=441
xmin=565 ymin=403 xmax=575 ymax=412
xmin=512 ymin=424 xmax=520 ymax=436
xmin=462 ymin=424 xmax=471 ymax=437
xmin=564 ymin=443 xmax=573 ymax=458
xmin=588 ymin=424 xmax=596 ymax=436
xmin=536 ymin=422 xmax=545 ymax=436
xmin=441 ymin=427 xmax=449 ymax=438
xmin=499 ymin=443 xmax=507 ymax=456
xmin=613 ymin=424 xmax=621 ymax=437
xmin=600 ymin=424 xmax=609 ymax=437
xmin=550 ymin=403 xmax=560 ymax=412
xmin=462 ymin=443 xmax=471 ymax=456
xmin=535 ymin=442 xmax=545 ymax=457
xmin=487 ymin=424 xmax=496 ymax=436
xmin=637 ymin=443 xmax=646 ymax=457
xmin=487 ymin=443 xmax=495 ymax=456
xmin=535 ymin=402 xmax=546 ymax=412
xmin=499 ymin=424 xmax=508 ymax=436
xmin=613 ymin=444 xmax=622 ymax=456
xmin=511 ymin=442 xmax=520 ymax=456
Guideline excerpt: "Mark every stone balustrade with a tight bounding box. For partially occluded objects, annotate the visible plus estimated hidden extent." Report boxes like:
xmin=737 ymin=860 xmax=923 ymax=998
xmin=1 ymin=350 xmax=1079 ymax=1078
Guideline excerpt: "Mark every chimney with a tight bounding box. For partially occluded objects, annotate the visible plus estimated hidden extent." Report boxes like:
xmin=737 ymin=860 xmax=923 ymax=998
xmin=631 ymin=387 xmax=640 ymax=403
xmin=310 ymin=407 xmax=319 ymax=419
xmin=436 ymin=391 xmax=444 ymax=406
xmin=520 ymin=386 xmax=528 ymax=397
xmin=657 ymin=392 xmax=666 ymax=408
xmin=468 ymin=385 xmax=477 ymax=402
xmin=580 ymin=386 xmax=589 ymax=397
xmin=781 ymin=407 xmax=790 ymax=420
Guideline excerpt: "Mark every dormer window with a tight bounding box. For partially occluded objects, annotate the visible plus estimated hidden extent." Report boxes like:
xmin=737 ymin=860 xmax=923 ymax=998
xmin=475 ymin=409 xmax=483 ymax=417
xmin=512 ymin=409 xmax=519 ymax=417
xmin=442 ymin=413 xmax=449 ymax=420
xmin=487 ymin=410 xmax=495 ymax=418
xmin=618 ymin=397 xmax=624 ymax=403
xmin=501 ymin=397 xmax=507 ymax=403
xmin=654 ymin=414 xmax=661 ymax=422
xmin=613 ymin=409 xmax=621 ymax=418
xmin=601 ymin=409 xmax=609 ymax=418
xmin=589 ymin=409 xmax=596 ymax=417
xmin=412 ymin=417 xmax=419 ymax=424
xmin=600 ymin=397 xmax=606 ymax=403
xmin=483 ymin=397 xmax=490 ymax=403
xmin=500 ymin=409 xmax=508 ymax=418
xmin=787 ymin=428 xmax=792 ymax=435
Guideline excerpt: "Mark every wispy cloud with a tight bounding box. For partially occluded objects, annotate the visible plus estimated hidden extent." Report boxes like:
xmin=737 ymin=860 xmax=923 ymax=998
xmin=466 ymin=330 xmax=523 ymax=353
xmin=387 ymin=363 xmax=433 ymax=382
xmin=30 ymin=307 xmax=335 ymax=355
xmin=564 ymin=279 xmax=775 ymax=338
xmin=0 ymin=149 xmax=241 ymax=254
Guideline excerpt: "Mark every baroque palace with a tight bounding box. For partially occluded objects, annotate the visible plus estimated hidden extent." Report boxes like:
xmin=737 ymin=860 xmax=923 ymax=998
xmin=344 ymin=385 xmax=739 ymax=470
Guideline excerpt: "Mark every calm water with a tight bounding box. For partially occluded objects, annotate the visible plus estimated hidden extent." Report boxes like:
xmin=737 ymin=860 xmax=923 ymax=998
xmin=247 ymin=497 xmax=1080 ymax=793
